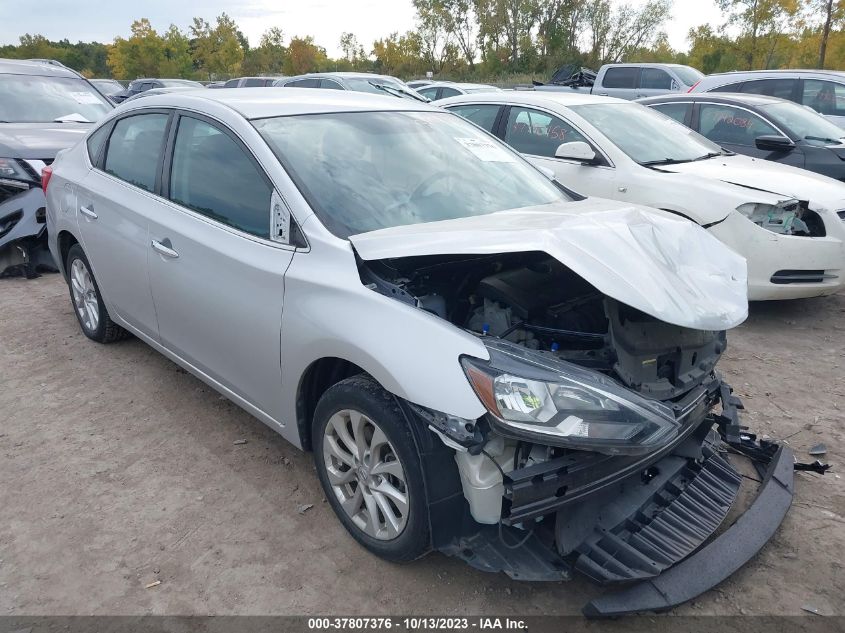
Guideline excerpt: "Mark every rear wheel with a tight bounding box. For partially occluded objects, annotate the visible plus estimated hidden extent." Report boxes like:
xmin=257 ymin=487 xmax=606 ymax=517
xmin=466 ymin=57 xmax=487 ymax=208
xmin=312 ymin=375 xmax=429 ymax=562
xmin=66 ymin=244 xmax=128 ymax=343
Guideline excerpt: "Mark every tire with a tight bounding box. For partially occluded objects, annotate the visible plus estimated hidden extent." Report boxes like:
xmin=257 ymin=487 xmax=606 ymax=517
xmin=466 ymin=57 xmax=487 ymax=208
xmin=312 ymin=375 xmax=430 ymax=562
xmin=65 ymin=244 xmax=129 ymax=344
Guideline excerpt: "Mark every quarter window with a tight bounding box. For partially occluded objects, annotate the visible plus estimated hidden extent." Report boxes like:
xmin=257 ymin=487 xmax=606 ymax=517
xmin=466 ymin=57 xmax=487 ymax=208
xmin=603 ymin=67 xmax=639 ymax=89
xmin=802 ymin=79 xmax=845 ymax=116
xmin=86 ymin=124 xmax=110 ymax=166
xmin=448 ymin=104 xmax=500 ymax=133
xmin=698 ymin=104 xmax=779 ymax=146
xmin=169 ymin=116 xmax=271 ymax=238
xmin=104 ymin=113 xmax=169 ymax=192
xmin=504 ymin=107 xmax=588 ymax=158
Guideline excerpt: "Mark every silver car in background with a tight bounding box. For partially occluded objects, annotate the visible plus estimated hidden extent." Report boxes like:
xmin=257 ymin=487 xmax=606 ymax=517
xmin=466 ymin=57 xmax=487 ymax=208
xmin=45 ymin=88 xmax=792 ymax=617
xmin=274 ymin=72 xmax=426 ymax=101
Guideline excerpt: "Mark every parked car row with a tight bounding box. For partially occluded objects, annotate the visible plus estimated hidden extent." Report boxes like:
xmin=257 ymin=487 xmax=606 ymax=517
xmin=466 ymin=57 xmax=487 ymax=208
xmin=3 ymin=57 xmax=839 ymax=617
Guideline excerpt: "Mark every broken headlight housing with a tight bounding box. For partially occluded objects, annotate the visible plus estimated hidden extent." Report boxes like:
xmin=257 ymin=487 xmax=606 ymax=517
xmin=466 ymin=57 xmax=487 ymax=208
xmin=461 ymin=342 xmax=680 ymax=455
xmin=736 ymin=199 xmax=810 ymax=235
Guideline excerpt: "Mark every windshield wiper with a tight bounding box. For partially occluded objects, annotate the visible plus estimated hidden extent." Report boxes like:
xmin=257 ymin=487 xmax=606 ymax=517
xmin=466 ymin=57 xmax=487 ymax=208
xmin=692 ymin=151 xmax=724 ymax=161
xmin=805 ymin=135 xmax=845 ymax=144
xmin=368 ymin=81 xmax=428 ymax=103
xmin=640 ymin=157 xmax=692 ymax=166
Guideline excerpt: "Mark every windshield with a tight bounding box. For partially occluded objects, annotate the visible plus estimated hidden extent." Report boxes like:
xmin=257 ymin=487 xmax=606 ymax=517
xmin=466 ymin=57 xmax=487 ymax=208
xmin=254 ymin=111 xmax=566 ymax=238
xmin=571 ymin=103 xmax=723 ymax=164
xmin=760 ymin=101 xmax=845 ymax=146
xmin=672 ymin=66 xmax=704 ymax=87
xmin=0 ymin=74 xmax=112 ymax=123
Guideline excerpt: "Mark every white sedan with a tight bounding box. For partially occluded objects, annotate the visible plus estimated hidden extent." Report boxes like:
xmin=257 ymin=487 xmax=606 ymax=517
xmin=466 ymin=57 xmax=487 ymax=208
xmin=441 ymin=92 xmax=845 ymax=300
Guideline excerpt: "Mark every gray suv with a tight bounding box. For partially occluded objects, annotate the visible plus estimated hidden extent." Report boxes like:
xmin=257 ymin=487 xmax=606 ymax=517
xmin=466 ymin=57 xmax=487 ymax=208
xmin=0 ymin=58 xmax=112 ymax=276
xmin=691 ymin=70 xmax=845 ymax=129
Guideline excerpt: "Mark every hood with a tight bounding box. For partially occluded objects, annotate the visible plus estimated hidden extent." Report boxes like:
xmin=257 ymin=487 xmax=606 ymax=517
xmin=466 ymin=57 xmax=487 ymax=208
xmin=349 ymin=199 xmax=748 ymax=332
xmin=659 ymin=153 xmax=845 ymax=207
xmin=0 ymin=123 xmax=92 ymax=159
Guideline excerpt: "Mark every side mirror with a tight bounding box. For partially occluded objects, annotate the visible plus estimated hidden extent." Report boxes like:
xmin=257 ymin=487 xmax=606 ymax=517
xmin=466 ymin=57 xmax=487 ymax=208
xmin=755 ymin=135 xmax=795 ymax=152
xmin=555 ymin=141 xmax=598 ymax=164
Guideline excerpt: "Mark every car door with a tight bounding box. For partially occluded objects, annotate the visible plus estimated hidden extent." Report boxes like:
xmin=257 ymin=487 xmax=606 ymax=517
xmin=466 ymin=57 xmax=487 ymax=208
xmin=75 ymin=110 xmax=171 ymax=339
xmin=696 ymin=102 xmax=804 ymax=168
xmin=801 ymin=78 xmax=845 ymax=129
xmin=499 ymin=105 xmax=616 ymax=197
xmin=599 ymin=67 xmax=640 ymax=99
xmin=637 ymin=68 xmax=676 ymax=99
xmin=145 ymin=112 xmax=295 ymax=420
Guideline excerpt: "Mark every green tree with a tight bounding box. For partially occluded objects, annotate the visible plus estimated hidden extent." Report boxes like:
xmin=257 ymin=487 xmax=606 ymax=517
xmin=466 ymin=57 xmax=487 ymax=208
xmin=715 ymin=0 xmax=799 ymax=68
xmin=108 ymin=19 xmax=167 ymax=79
xmin=190 ymin=13 xmax=245 ymax=79
xmin=284 ymin=36 xmax=327 ymax=74
xmin=243 ymin=27 xmax=286 ymax=75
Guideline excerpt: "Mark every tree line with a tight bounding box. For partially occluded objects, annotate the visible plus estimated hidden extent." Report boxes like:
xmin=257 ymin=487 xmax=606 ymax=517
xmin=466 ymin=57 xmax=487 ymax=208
xmin=1 ymin=0 xmax=843 ymax=82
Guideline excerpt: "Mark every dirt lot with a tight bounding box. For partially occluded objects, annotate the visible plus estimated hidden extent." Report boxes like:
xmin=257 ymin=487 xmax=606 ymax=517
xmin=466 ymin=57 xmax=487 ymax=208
xmin=1 ymin=274 xmax=843 ymax=617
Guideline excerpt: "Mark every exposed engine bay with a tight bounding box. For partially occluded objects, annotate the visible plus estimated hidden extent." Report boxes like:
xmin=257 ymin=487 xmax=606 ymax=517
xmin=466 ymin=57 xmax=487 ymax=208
xmin=736 ymin=199 xmax=826 ymax=237
xmin=360 ymin=251 xmax=725 ymax=401
xmin=358 ymin=250 xmax=795 ymax=616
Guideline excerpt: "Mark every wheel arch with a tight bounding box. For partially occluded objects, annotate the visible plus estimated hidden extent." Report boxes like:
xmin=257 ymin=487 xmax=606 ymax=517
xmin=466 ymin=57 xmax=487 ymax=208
xmin=57 ymin=229 xmax=80 ymax=280
xmin=295 ymin=356 xmax=368 ymax=451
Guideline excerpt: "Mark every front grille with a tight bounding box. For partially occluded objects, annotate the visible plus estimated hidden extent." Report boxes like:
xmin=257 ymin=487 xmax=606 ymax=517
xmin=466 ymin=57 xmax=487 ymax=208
xmin=770 ymin=269 xmax=837 ymax=284
xmin=573 ymin=449 xmax=741 ymax=583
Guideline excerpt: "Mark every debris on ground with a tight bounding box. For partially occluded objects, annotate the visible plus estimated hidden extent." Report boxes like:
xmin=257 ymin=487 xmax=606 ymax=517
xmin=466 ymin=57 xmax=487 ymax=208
xmin=809 ymin=443 xmax=827 ymax=456
xmin=233 ymin=439 xmax=247 ymax=445
xmin=297 ymin=504 xmax=313 ymax=515
xmin=794 ymin=460 xmax=831 ymax=474
xmin=145 ymin=580 xmax=161 ymax=589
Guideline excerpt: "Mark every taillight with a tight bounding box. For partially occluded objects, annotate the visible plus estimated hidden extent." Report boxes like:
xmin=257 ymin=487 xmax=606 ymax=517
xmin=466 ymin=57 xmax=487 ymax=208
xmin=687 ymin=80 xmax=701 ymax=93
xmin=41 ymin=165 xmax=53 ymax=194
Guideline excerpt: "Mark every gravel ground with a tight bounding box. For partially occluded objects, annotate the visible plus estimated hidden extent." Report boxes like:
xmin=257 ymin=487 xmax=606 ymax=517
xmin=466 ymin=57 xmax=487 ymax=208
xmin=0 ymin=274 xmax=843 ymax=617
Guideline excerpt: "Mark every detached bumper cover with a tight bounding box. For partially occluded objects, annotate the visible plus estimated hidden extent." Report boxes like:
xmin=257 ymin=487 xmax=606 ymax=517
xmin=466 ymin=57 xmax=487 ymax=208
xmin=584 ymin=443 xmax=793 ymax=617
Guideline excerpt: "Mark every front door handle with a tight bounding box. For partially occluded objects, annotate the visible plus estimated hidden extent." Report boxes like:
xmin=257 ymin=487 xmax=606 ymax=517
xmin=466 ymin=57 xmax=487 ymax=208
xmin=79 ymin=204 xmax=98 ymax=220
xmin=151 ymin=238 xmax=179 ymax=259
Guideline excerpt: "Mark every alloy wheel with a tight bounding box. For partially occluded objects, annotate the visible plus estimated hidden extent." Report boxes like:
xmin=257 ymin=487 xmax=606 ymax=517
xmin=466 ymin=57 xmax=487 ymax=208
xmin=70 ymin=258 xmax=99 ymax=332
xmin=322 ymin=409 xmax=409 ymax=540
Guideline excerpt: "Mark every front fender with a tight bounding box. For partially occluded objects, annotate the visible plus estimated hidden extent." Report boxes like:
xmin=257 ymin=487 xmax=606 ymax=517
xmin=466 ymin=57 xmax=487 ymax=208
xmin=279 ymin=239 xmax=489 ymax=445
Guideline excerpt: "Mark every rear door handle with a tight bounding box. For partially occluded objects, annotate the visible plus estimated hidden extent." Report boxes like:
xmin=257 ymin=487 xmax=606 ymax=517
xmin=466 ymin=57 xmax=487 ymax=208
xmin=79 ymin=204 xmax=98 ymax=220
xmin=151 ymin=238 xmax=179 ymax=259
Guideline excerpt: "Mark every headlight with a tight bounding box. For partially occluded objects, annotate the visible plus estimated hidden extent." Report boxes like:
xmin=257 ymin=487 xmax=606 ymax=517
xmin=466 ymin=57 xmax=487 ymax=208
xmin=0 ymin=158 xmax=38 ymax=190
xmin=461 ymin=342 xmax=680 ymax=455
xmin=736 ymin=199 xmax=810 ymax=235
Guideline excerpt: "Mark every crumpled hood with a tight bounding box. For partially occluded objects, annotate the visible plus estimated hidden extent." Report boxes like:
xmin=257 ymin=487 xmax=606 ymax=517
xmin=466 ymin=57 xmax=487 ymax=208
xmin=0 ymin=123 xmax=91 ymax=159
xmin=349 ymin=199 xmax=748 ymax=331
xmin=658 ymin=153 xmax=845 ymax=207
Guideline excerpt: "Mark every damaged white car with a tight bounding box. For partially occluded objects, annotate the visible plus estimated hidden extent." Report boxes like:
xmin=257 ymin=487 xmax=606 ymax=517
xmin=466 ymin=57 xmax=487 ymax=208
xmin=441 ymin=92 xmax=845 ymax=300
xmin=46 ymin=90 xmax=794 ymax=616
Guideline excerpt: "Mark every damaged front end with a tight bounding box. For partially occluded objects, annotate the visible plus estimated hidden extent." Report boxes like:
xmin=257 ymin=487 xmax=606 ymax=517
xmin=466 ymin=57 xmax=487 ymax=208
xmin=357 ymin=241 xmax=791 ymax=616
xmin=0 ymin=158 xmax=55 ymax=278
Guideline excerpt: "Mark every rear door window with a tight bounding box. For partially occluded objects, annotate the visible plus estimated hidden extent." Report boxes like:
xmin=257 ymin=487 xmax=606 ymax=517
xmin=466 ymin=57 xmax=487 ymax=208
xmin=639 ymin=68 xmax=673 ymax=90
xmin=447 ymin=104 xmax=501 ymax=133
xmin=284 ymin=78 xmax=320 ymax=88
xmin=224 ymin=79 xmax=241 ymax=88
xmin=503 ymin=106 xmax=588 ymax=157
xmin=104 ymin=113 xmax=169 ymax=191
xmin=244 ymin=78 xmax=265 ymax=87
xmin=603 ymin=67 xmax=639 ymax=89
xmin=741 ymin=78 xmax=796 ymax=99
xmin=319 ymin=79 xmax=344 ymax=90
xmin=698 ymin=103 xmax=779 ymax=146
xmin=802 ymin=79 xmax=845 ymax=116
xmin=650 ymin=102 xmax=691 ymax=125
xmin=439 ymin=86 xmax=462 ymax=98
xmin=168 ymin=116 xmax=272 ymax=238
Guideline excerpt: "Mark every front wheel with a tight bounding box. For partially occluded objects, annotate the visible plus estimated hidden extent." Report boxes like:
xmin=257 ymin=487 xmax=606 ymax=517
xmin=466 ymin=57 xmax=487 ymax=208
xmin=312 ymin=375 xmax=430 ymax=562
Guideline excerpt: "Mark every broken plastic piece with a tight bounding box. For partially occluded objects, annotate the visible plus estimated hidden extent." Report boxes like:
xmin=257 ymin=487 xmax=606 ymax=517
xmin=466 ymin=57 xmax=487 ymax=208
xmin=793 ymin=460 xmax=831 ymax=474
xmin=808 ymin=443 xmax=827 ymax=456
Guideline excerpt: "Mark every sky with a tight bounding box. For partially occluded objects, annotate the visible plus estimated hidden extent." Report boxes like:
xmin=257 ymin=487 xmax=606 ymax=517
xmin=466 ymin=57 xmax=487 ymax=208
xmin=0 ymin=0 xmax=725 ymax=57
